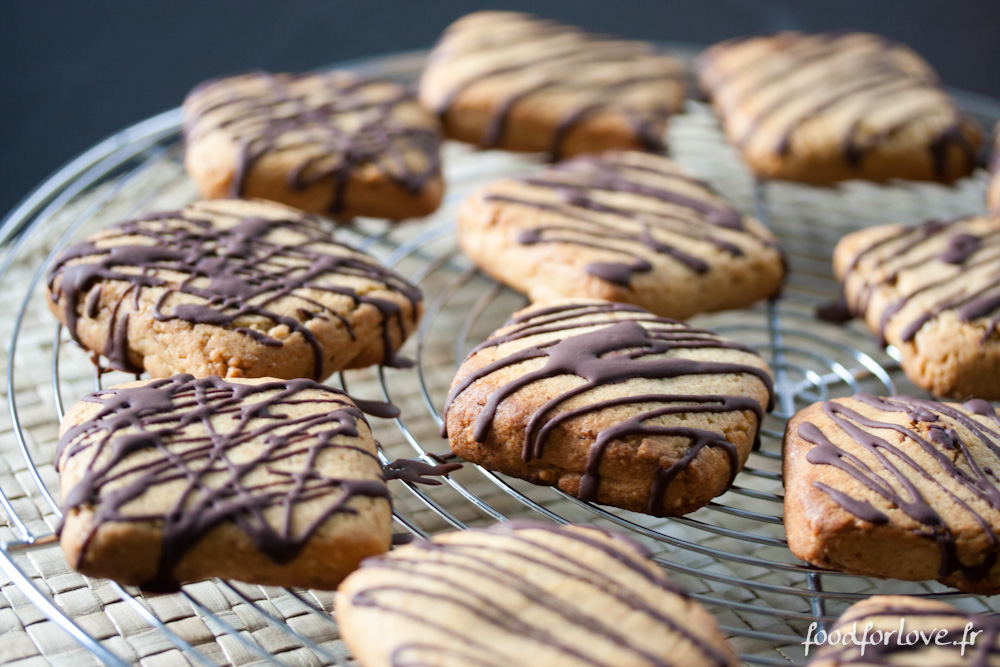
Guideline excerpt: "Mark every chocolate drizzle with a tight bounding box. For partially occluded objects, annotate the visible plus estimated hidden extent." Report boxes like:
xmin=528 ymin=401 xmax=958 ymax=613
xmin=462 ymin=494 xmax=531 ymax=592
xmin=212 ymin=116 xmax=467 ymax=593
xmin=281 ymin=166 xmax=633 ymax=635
xmin=423 ymin=12 xmax=683 ymax=161
xmin=443 ymin=301 xmax=773 ymax=516
xmin=817 ymin=599 xmax=1000 ymax=664
xmin=798 ymin=394 xmax=1000 ymax=583
xmin=698 ymin=32 xmax=979 ymax=181
xmin=347 ymin=521 xmax=735 ymax=667
xmin=842 ymin=216 xmax=1000 ymax=345
xmin=480 ymin=152 xmax=779 ymax=289
xmin=184 ymin=71 xmax=441 ymax=216
xmin=45 ymin=201 xmax=422 ymax=379
xmin=56 ymin=375 xmax=391 ymax=592
xmin=383 ymin=458 xmax=463 ymax=485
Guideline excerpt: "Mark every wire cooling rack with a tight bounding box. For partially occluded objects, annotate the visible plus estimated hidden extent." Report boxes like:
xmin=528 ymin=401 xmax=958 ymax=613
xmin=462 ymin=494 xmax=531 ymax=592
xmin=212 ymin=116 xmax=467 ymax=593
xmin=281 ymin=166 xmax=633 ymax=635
xmin=1 ymin=49 xmax=998 ymax=666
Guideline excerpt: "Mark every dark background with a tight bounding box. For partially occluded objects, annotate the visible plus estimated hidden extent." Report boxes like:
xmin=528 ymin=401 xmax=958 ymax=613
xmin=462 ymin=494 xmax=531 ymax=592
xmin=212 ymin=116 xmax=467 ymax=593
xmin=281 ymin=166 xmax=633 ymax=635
xmin=4 ymin=1 xmax=999 ymax=217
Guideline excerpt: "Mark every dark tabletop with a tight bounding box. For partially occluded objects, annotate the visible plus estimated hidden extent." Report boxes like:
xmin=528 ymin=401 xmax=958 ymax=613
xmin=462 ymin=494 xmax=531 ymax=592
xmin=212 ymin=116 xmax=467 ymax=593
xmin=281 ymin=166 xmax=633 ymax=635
xmin=3 ymin=0 xmax=998 ymax=218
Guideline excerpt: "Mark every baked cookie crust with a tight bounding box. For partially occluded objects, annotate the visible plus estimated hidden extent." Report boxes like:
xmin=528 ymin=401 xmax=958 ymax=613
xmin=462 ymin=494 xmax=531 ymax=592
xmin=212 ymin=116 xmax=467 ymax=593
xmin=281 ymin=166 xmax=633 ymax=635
xmin=337 ymin=521 xmax=739 ymax=667
xmin=784 ymin=394 xmax=1000 ymax=594
xmin=457 ymin=151 xmax=785 ymax=319
xmin=444 ymin=300 xmax=774 ymax=517
xmin=57 ymin=375 xmax=391 ymax=591
xmin=184 ymin=71 xmax=443 ymax=220
xmin=697 ymin=32 xmax=981 ymax=185
xmin=834 ymin=215 xmax=1000 ymax=399
xmin=45 ymin=198 xmax=422 ymax=380
xmin=419 ymin=11 xmax=685 ymax=160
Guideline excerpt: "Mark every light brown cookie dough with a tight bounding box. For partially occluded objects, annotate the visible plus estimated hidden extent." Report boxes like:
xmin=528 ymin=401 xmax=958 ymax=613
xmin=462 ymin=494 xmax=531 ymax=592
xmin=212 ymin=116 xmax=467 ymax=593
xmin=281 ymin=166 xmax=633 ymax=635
xmin=697 ymin=32 xmax=981 ymax=185
xmin=45 ymin=198 xmax=422 ymax=381
xmin=809 ymin=596 xmax=999 ymax=666
xmin=337 ymin=521 xmax=739 ymax=667
xmin=784 ymin=394 xmax=1000 ymax=594
xmin=457 ymin=151 xmax=785 ymax=319
xmin=58 ymin=375 xmax=391 ymax=591
xmin=183 ymin=70 xmax=443 ymax=220
xmin=443 ymin=300 xmax=774 ymax=517
xmin=989 ymin=122 xmax=1000 ymax=214
xmin=833 ymin=215 xmax=1000 ymax=399
xmin=419 ymin=11 xmax=685 ymax=160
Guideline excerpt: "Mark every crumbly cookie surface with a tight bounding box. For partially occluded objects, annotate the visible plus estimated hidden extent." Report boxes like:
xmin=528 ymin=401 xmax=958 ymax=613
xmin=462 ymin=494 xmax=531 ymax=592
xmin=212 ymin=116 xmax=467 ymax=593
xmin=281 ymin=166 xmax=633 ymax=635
xmin=419 ymin=11 xmax=684 ymax=160
xmin=810 ymin=596 xmax=1000 ymax=666
xmin=833 ymin=215 xmax=1000 ymax=399
xmin=457 ymin=151 xmax=785 ymax=319
xmin=184 ymin=71 xmax=443 ymax=219
xmin=697 ymin=32 xmax=981 ymax=185
xmin=45 ymin=198 xmax=422 ymax=380
xmin=444 ymin=300 xmax=774 ymax=516
xmin=58 ymin=375 xmax=391 ymax=591
xmin=337 ymin=521 xmax=739 ymax=667
xmin=784 ymin=394 xmax=1000 ymax=594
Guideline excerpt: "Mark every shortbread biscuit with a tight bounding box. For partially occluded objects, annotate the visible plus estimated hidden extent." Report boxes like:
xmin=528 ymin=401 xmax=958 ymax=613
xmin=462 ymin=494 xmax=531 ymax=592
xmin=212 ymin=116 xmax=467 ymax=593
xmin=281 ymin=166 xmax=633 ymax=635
xmin=833 ymin=215 xmax=1000 ymax=399
xmin=810 ymin=595 xmax=999 ymax=666
xmin=419 ymin=11 xmax=685 ymax=160
xmin=58 ymin=375 xmax=391 ymax=591
xmin=45 ymin=199 xmax=422 ymax=380
xmin=337 ymin=521 xmax=738 ymax=667
xmin=784 ymin=394 xmax=1000 ymax=594
xmin=697 ymin=32 xmax=981 ymax=185
xmin=184 ymin=71 xmax=443 ymax=220
xmin=989 ymin=123 xmax=1000 ymax=214
xmin=457 ymin=151 xmax=785 ymax=319
xmin=444 ymin=300 xmax=774 ymax=516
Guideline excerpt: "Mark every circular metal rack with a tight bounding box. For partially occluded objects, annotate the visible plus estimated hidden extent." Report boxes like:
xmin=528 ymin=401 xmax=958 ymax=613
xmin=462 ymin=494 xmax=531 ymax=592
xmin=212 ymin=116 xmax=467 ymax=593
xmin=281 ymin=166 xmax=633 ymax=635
xmin=1 ymin=50 xmax=998 ymax=666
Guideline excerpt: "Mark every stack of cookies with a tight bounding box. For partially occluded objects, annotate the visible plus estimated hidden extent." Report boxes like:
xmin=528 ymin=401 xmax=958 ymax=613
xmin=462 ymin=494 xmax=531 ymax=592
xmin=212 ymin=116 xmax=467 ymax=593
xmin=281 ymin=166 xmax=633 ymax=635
xmin=44 ymin=9 xmax=1000 ymax=666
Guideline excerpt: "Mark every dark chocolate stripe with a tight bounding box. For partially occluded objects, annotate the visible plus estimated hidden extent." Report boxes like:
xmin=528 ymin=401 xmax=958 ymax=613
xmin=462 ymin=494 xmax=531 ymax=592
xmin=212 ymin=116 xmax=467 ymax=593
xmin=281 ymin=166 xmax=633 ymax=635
xmin=842 ymin=216 xmax=1000 ymax=345
xmin=443 ymin=301 xmax=773 ymax=516
xmin=818 ymin=601 xmax=1000 ymax=664
xmin=699 ymin=32 xmax=977 ymax=179
xmin=184 ymin=71 xmax=440 ymax=215
xmin=56 ymin=375 xmax=390 ymax=591
xmin=46 ymin=202 xmax=421 ymax=378
xmin=799 ymin=394 xmax=1000 ymax=583
xmin=352 ymin=522 xmax=732 ymax=667
xmin=427 ymin=12 xmax=680 ymax=160
xmin=481 ymin=153 xmax=776 ymax=288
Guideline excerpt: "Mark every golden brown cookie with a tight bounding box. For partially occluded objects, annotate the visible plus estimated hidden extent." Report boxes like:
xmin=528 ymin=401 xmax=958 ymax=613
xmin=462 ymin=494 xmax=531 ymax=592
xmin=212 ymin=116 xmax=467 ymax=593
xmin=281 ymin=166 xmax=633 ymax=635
xmin=58 ymin=375 xmax=391 ymax=591
xmin=337 ymin=521 xmax=739 ymax=667
xmin=833 ymin=215 xmax=1000 ymax=399
xmin=697 ymin=32 xmax=981 ymax=185
xmin=184 ymin=70 xmax=443 ymax=220
xmin=443 ymin=300 xmax=774 ymax=517
xmin=784 ymin=394 xmax=1000 ymax=594
xmin=419 ymin=11 xmax=685 ymax=160
xmin=45 ymin=199 xmax=422 ymax=381
xmin=457 ymin=151 xmax=785 ymax=319
xmin=808 ymin=596 xmax=999 ymax=666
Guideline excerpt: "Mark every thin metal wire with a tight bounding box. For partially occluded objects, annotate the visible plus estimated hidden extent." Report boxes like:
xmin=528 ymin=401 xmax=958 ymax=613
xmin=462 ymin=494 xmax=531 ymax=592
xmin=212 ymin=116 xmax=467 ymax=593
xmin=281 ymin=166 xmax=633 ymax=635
xmin=0 ymin=49 xmax=996 ymax=667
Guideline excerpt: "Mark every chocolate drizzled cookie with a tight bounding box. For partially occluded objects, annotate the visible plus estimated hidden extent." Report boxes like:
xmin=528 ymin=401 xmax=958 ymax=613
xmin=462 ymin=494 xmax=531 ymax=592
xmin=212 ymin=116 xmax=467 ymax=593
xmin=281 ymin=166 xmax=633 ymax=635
xmin=444 ymin=300 xmax=774 ymax=517
xmin=419 ymin=11 xmax=685 ymax=160
xmin=784 ymin=394 xmax=1000 ymax=593
xmin=834 ymin=215 xmax=1000 ymax=399
xmin=184 ymin=70 xmax=443 ymax=219
xmin=45 ymin=199 xmax=422 ymax=381
xmin=337 ymin=521 xmax=739 ymax=667
xmin=697 ymin=31 xmax=981 ymax=185
xmin=57 ymin=375 xmax=391 ymax=591
xmin=458 ymin=151 xmax=785 ymax=319
xmin=810 ymin=596 xmax=1000 ymax=666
